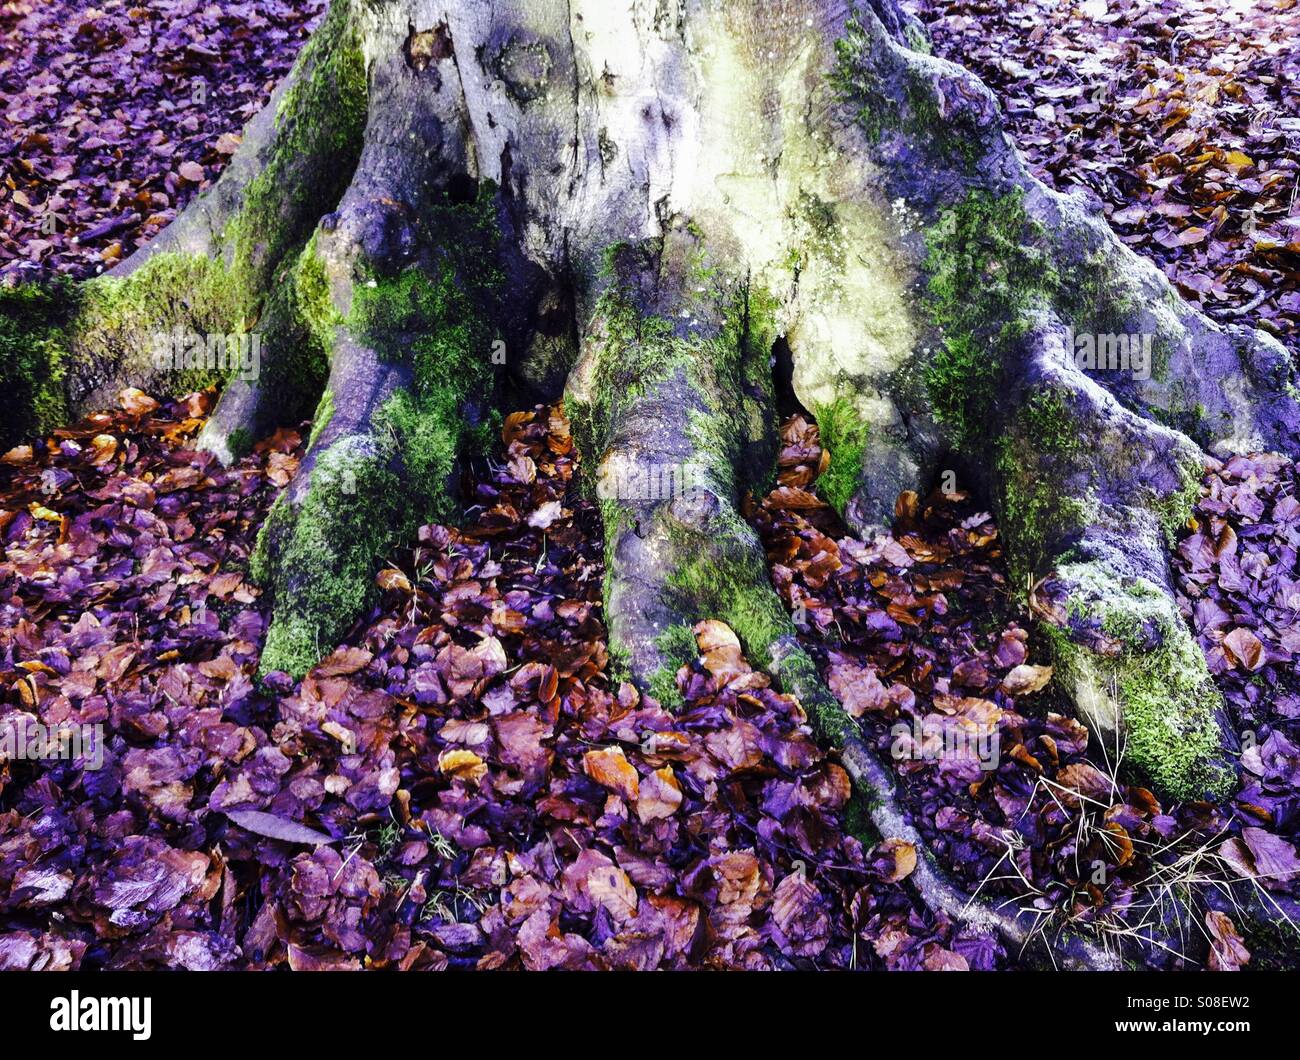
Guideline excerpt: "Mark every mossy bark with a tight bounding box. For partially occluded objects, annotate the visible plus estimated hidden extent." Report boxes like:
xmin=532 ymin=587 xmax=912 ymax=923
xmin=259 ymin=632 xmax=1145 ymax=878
xmin=824 ymin=10 xmax=1299 ymax=801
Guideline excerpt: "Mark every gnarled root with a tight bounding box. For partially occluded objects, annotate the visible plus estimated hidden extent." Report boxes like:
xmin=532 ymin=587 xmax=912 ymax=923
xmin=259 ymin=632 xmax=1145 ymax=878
xmin=248 ymin=36 xmax=504 ymax=676
xmin=569 ymin=234 xmax=1120 ymax=969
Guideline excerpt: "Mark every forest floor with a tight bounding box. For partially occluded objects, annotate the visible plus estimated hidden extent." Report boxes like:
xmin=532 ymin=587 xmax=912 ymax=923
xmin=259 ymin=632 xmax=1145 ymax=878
xmin=0 ymin=0 xmax=1298 ymax=971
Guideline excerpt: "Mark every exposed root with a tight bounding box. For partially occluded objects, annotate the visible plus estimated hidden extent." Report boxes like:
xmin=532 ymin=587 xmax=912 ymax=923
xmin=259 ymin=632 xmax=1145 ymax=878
xmin=826 ymin=3 xmax=1299 ymax=804
xmin=572 ymin=237 xmax=1120 ymax=968
xmin=248 ymin=8 xmax=507 ymax=677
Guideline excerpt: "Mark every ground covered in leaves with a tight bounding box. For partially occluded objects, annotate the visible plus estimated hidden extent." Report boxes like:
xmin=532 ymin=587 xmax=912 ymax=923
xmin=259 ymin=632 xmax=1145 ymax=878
xmin=905 ymin=0 xmax=1300 ymax=359
xmin=2 ymin=398 xmax=1297 ymax=971
xmin=0 ymin=397 xmax=1010 ymax=971
xmin=0 ymin=0 xmax=327 ymax=279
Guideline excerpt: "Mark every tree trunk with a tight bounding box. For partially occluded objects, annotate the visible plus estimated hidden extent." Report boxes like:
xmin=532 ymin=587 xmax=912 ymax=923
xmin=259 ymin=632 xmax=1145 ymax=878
xmin=5 ymin=0 xmax=1298 ymax=966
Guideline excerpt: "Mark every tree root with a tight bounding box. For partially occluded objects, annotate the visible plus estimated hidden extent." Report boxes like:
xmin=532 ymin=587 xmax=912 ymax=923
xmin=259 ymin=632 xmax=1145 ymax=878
xmin=816 ymin=5 xmax=1299 ymax=805
xmin=0 ymin=0 xmax=370 ymax=445
xmin=569 ymin=235 xmax=1123 ymax=969
xmin=248 ymin=41 xmax=504 ymax=676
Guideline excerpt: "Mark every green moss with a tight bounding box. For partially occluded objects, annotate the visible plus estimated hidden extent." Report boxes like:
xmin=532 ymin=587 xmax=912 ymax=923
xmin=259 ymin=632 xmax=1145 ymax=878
xmin=646 ymin=666 xmax=685 ymax=711
xmin=307 ymin=387 xmax=334 ymax=450
xmin=576 ymin=242 xmax=777 ymax=496
xmin=0 ymin=282 xmax=72 ymax=446
xmin=904 ymin=23 xmax=932 ymax=55
xmin=227 ymin=428 xmax=253 ymax=459
xmin=994 ymin=390 xmax=1098 ymax=584
xmin=256 ymin=440 xmax=399 ymax=678
xmin=830 ymin=21 xmax=891 ymax=144
xmin=255 ymin=184 xmax=506 ymax=678
xmin=1045 ymin=568 xmax=1232 ymax=800
xmin=223 ymin=0 xmax=367 ymax=303
xmin=1153 ymin=458 xmax=1204 ymax=547
xmin=841 ymin=791 xmax=881 ymax=844
xmin=1059 ymin=248 xmax=1141 ymax=339
xmin=348 ymin=186 xmax=503 ymax=407
xmin=666 ymin=543 xmax=792 ymax=672
xmin=1148 ymin=394 xmax=1208 ymax=447
xmin=923 ymin=189 xmax=1059 ymax=446
xmin=572 ymin=289 xmax=678 ymax=469
xmin=830 ymin=17 xmax=982 ymax=166
xmin=293 ymin=231 xmax=341 ymax=358
xmin=606 ymin=642 xmax=632 ymax=687
xmin=71 ymin=251 xmax=255 ymax=392
xmin=812 ymin=397 xmax=869 ymax=516
xmin=650 ymin=621 xmax=699 ymax=709
xmin=374 ymin=389 xmax=460 ymax=524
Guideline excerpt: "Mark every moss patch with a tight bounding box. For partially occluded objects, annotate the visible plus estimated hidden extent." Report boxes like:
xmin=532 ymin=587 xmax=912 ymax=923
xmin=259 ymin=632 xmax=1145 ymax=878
xmin=812 ymin=397 xmax=869 ymax=517
xmin=1152 ymin=456 xmax=1204 ymax=548
xmin=575 ymin=241 xmax=778 ymax=497
xmin=1046 ymin=565 xmax=1232 ymax=800
xmin=994 ymin=388 xmax=1098 ymax=584
xmin=647 ymin=622 xmax=698 ymax=711
xmin=256 ymin=439 xmax=399 ymax=678
xmin=830 ymin=16 xmax=983 ymax=167
xmin=223 ymin=0 xmax=367 ymax=303
xmin=0 ymin=282 xmax=72 ymax=447
xmin=227 ymin=427 xmax=253 ymax=459
xmin=307 ymin=387 xmax=335 ymax=450
xmin=255 ymin=185 xmax=506 ymax=678
xmin=666 ymin=534 xmax=792 ymax=672
xmin=348 ymin=185 xmax=503 ymax=410
xmin=923 ymin=189 xmax=1059 ymax=447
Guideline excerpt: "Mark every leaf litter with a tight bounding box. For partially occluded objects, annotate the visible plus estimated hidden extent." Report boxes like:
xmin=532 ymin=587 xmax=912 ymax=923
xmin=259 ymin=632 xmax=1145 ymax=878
xmin=0 ymin=396 xmax=990 ymax=971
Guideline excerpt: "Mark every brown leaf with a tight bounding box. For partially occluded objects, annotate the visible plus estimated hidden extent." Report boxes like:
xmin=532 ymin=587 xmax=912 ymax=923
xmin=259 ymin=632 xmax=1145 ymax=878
xmin=586 ymin=863 xmax=638 ymax=922
xmin=118 ymin=387 xmax=159 ymax=415
xmin=225 ymin=810 xmax=333 ymax=846
xmin=583 ymin=746 xmax=640 ymax=801
xmin=1241 ymin=826 xmax=1300 ymax=881
xmin=635 ymin=766 xmax=683 ymax=823
xmin=1055 ymin=762 xmax=1114 ymax=806
xmin=1222 ymin=627 xmax=1265 ymax=672
xmin=438 ymin=748 xmax=488 ymax=784
xmin=999 ymin=663 xmax=1053 ymax=696
xmin=875 ymin=838 xmax=917 ymax=883
xmin=1205 ymin=910 xmax=1250 ymax=971
xmin=376 ymin=567 xmax=412 ymax=593
xmin=828 ymin=661 xmax=887 ymax=717
xmin=313 ymin=646 xmax=373 ymax=677
xmin=770 ymin=870 xmax=830 ymax=958
xmin=922 ymin=944 xmax=970 ymax=971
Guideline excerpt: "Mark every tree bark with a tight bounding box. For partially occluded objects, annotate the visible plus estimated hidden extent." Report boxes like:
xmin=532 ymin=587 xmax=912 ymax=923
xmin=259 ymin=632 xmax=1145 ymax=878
xmin=4 ymin=0 xmax=1298 ymax=967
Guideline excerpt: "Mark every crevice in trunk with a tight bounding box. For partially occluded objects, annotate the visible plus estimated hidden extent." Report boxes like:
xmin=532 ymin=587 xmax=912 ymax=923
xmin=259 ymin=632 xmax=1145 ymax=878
xmin=770 ymin=335 xmax=804 ymax=420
